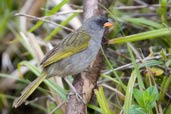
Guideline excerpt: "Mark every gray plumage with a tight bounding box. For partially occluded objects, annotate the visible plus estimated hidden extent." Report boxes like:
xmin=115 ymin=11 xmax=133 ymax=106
xmin=43 ymin=16 xmax=108 ymax=77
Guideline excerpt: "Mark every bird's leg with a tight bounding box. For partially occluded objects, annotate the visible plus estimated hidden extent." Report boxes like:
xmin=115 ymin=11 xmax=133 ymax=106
xmin=64 ymin=77 xmax=86 ymax=104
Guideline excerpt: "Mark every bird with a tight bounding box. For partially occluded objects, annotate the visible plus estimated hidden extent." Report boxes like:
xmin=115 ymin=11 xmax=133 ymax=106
xmin=13 ymin=16 xmax=112 ymax=108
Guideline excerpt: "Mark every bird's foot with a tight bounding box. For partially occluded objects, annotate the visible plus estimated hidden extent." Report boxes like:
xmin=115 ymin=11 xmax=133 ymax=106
xmin=64 ymin=77 xmax=86 ymax=104
xmin=68 ymin=92 xmax=86 ymax=104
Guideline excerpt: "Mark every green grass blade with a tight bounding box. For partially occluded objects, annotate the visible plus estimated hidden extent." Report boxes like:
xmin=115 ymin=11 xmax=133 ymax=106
xmin=123 ymin=70 xmax=137 ymax=114
xmin=101 ymin=74 xmax=120 ymax=85
xmin=29 ymin=0 xmax=68 ymax=32
xmin=109 ymin=28 xmax=171 ymax=44
xmin=124 ymin=17 xmax=163 ymax=29
xmin=88 ymin=104 xmax=102 ymax=113
xmin=44 ymin=80 xmax=67 ymax=100
xmin=19 ymin=61 xmax=40 ymax=76
xmin=0 ymin=73 xmax=18 ymax=79
xmin=95 ymin=86 xmax=113 ymax=114
xmin=29 ymin=21 xmax=43 ymax=32
xmin=47 ymin=0 xmax=68 ymax=16
xmin=127 ymin=44 xmax=145 ymax=90
xmin=19 ymin=32 xmax=35 ymax=58
xmin=101 ymin=47 xmax=126 ymax=91
xmin=44 ymin=13 xmax=79 ymax=41
xmin=159 ymin=0 xmax=167 ymax=23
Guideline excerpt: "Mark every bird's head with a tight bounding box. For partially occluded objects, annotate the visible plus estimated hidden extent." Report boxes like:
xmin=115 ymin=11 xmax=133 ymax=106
xmin=83 ymin=16 xmax=113 ymax=34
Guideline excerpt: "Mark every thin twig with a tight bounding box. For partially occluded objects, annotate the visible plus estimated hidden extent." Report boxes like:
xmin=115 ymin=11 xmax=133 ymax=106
xmin=25 ymin=96 xmax=49 ymax=105
xmin=43 ymin=10 xmax=83 ymax=19
xmin=103 ymin=53 xmax=171 ymax=75
xmin=113 ymin=4 xmax=171 ymax=10
xmin=132 ymin=12 xmax=171 ymax=17
xmin=15 ymin=13 xmax=73 ymax=32
xmin=100 ymin=83 xmax=125 ymax=99
xmin=128 ymin=43 xmax=142 ymax=61
xmin=134 ymin=0 xmax=148 ymax=6
xmin=49 ymin=101 xmax=65 ymax=114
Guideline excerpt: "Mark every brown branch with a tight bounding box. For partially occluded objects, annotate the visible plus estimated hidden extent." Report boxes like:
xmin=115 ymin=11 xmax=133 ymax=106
xmin=65 ymin=0 xmax=112 ymax=114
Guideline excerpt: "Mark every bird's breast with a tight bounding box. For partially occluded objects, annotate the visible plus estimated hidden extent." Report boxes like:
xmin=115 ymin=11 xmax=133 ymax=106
xmin=45 ymin=36 xmax=102 ymax=77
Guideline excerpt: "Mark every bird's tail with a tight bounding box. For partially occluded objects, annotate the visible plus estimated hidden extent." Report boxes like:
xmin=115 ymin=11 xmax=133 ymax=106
xmin=13 ymin=72 xmax=47 ymax=108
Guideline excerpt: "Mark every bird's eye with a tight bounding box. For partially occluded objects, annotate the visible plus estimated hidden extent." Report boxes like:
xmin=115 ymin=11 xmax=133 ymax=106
xmin=96 ymin=19 xmax=103 ymax=24
xmin=95 ymin=19 xmax=108 ymax=26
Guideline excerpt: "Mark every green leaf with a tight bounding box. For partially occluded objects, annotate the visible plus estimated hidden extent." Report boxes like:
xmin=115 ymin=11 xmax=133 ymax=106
xmin=166 ymin=59 xmax=171 ymax=67
xmin=133 ymin=86 xmax=158 ymax=113
xmin=144 ymin=86 xmax=158 ymax=109
xmin=129 ymin=105 xmax=146 ymax=114
xmin=133 ymin=89 xmax=144 ymax=107
xmin=124 ymin=18 xmax=163 ymax=29
xmin=139 ymin=60 xmax=163 ymax=68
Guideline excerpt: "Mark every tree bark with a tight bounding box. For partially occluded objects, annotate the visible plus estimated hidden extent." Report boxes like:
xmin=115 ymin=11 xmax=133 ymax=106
xmin=66 ymin=0 xmax=112 ymax=114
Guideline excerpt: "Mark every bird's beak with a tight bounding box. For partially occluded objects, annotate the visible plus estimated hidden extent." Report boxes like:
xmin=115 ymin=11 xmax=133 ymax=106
xmin=103 ymin=22 xmax=113 ymax=28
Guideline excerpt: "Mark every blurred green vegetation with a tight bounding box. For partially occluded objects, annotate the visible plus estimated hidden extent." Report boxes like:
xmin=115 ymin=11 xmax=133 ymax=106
xmin=0 ymin=0 xmax=171 ymax=114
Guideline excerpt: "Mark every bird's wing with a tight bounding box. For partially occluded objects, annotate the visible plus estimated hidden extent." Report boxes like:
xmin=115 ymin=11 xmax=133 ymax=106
xmin=40 ymin=29 xmax=91 ymax=68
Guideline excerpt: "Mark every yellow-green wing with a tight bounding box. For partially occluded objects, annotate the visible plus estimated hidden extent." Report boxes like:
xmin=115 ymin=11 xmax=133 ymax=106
xmin=40 ymin=29 xmax=91 ymax=68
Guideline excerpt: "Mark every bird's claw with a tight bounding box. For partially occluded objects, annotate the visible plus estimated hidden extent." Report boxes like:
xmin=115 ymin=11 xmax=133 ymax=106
xmin=68 ymin=92 xmax=86 ymax=104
